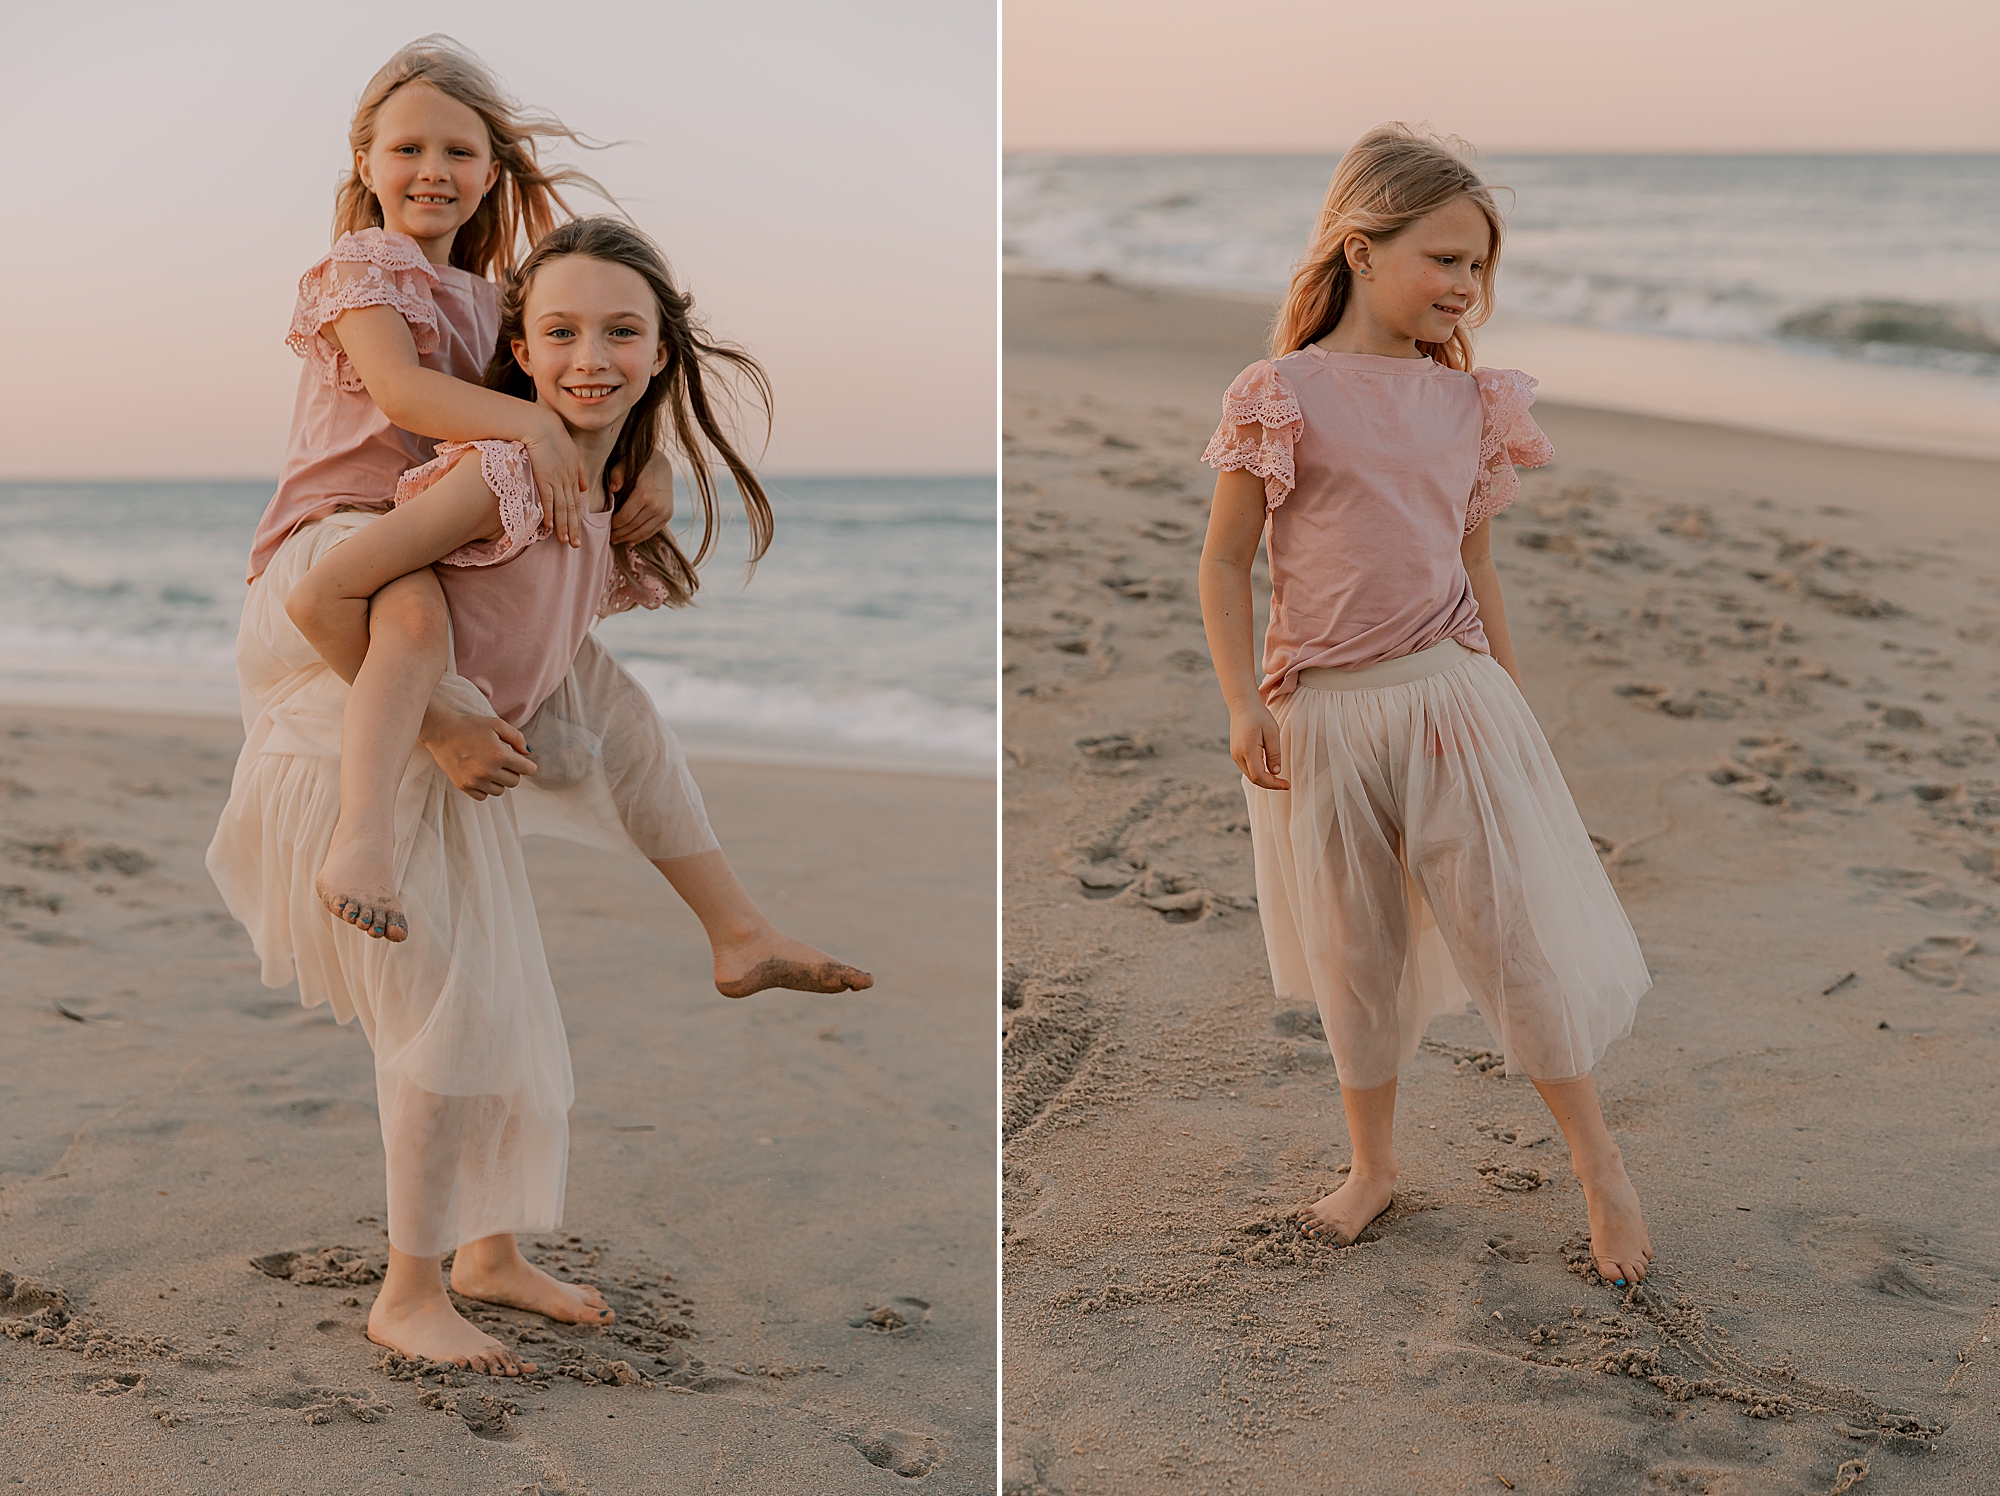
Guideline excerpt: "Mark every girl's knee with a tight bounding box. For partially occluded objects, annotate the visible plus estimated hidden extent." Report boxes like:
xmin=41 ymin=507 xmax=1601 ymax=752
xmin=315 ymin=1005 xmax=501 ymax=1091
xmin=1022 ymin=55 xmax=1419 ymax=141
xmin=369 ymin=580 xmax=451 ymax=660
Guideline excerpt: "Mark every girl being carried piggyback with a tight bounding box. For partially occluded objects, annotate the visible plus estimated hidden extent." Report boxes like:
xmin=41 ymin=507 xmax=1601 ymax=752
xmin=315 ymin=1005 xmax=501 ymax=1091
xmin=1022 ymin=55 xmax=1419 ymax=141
xmin=1198 ymin=125 xmax=1654 ymax=1287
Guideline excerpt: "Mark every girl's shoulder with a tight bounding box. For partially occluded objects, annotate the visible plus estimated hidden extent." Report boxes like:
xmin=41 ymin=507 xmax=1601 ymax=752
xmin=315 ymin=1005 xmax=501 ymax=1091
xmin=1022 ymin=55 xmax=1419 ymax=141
xmin=1203 ymin=360 xmax=1304 ymax=507
xmin=324 ymin=227 xmax=439 ymax=279
xmin=1467 ymin=367 xmax=1551 ymax=453
xmin=287 ymin=230 xmax=444 ymax=390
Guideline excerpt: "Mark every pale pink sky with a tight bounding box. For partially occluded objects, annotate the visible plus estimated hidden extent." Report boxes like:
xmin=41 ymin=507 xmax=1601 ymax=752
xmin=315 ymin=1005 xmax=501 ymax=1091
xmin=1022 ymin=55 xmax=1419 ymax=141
xmin=0 ymin=1 xmax=994 ymax=480
xmin=1006 ymin=0 xmax=2000 ymax=153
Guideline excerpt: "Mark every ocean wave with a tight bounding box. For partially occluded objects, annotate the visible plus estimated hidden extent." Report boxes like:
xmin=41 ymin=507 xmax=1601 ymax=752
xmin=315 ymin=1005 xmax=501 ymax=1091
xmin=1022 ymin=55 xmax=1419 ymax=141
xmin=615 ymin=656 xmax=994 ymax=763
xmin=1778 ymin=300 xmax=2000 ymax=358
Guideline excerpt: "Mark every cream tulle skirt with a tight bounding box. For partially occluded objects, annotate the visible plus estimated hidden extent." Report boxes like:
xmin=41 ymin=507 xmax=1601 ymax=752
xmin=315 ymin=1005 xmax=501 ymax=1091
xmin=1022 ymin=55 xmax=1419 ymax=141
xmin=205 ymin=513 xmax=717 ymax=1255
xmin=1246 ymin=640 xmax=1649 ymax=1090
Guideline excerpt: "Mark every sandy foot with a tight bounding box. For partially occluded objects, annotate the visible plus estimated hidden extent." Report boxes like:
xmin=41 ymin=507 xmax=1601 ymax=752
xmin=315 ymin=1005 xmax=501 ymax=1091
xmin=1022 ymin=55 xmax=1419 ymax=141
xmin=1299 ymin=1170 xmax=1396 ymax=1246
xmin=715 ymin=932 xmax=874 ymax=998
xmin=450 ymin=1252 xmax=615 ymax=1326
xmin=1580 ymin=1161 xmax=1653 ymax=1286
xmin=366 ymin=1294 xmax=534 ymax=1376
xmin=315 ymin=832 xmax=407 ymax=942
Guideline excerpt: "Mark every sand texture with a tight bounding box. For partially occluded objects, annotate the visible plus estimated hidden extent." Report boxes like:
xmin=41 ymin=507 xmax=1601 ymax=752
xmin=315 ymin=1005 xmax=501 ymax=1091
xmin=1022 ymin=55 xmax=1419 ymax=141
xmin=1001 ymin=273 xmax=2000 ymax=1494
xmin=0 ymin=707 xmax=993 ymax=1494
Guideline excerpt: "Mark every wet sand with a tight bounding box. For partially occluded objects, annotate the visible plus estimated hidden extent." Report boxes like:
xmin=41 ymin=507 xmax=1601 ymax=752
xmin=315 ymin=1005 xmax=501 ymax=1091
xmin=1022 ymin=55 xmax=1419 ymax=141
xmin=0 ymin=708 xmax=993 ymax=1494
xmin=1002 ymin=271 xmax=2000 ymax=1494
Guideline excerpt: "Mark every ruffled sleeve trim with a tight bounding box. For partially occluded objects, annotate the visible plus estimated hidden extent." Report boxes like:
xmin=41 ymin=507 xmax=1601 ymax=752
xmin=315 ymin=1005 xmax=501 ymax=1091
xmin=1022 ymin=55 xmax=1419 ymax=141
xmin=286 ymin=228 xmax=443 ymax=391
xmin=598 ymin=547 xmax=674 ymax=617
xmin=394 ymin=440 xmax=546 ymax=567
xmin=1466 ymin=367 xmax=1554 ymax=533
xmin=1200 ymin=361 xmax=1303 ymax=508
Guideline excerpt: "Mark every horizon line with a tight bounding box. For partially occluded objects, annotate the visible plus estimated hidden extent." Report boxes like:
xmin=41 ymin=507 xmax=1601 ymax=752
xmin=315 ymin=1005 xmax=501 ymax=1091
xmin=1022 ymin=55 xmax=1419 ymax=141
xmin=1004 ymin=145 xmax=2000 ymax=159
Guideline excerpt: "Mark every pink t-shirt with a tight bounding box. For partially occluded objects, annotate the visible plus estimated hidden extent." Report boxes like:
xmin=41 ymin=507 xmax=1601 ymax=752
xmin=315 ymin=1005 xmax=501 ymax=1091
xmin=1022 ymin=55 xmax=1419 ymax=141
xmin=246 ymin=228 xmax=502 ymax=582
xmin=1202 ymin=350 xmax=1553 ymax=703
xmin=394 ymin=441 xmax=670 ymax=727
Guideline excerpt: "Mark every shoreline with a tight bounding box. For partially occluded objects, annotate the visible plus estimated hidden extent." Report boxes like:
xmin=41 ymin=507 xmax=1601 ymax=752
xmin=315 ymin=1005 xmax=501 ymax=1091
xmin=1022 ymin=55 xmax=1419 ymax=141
xmin=1004 ymin=264 xmax=2000 ymax=463
xmin=0 ymin=696 xmax=995 ymax=781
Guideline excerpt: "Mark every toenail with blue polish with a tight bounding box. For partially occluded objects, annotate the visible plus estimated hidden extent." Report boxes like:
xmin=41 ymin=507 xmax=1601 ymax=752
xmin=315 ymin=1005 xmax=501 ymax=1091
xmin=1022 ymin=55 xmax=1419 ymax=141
xmin=1614 ymin=1278 xmax=1626 ymax=1286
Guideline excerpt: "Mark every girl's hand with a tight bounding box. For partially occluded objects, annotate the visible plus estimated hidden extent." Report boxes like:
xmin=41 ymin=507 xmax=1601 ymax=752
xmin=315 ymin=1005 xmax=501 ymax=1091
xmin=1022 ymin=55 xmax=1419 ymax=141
xmin=524 ymin=415 xmax=589 ymax=548
xmin=610 ymin=452 xmax=676 ymax=546
xmin=421 ymin=709 xmax=539 ymax=799
xmin=1230 ymin=704 xmax=1291 ymax=790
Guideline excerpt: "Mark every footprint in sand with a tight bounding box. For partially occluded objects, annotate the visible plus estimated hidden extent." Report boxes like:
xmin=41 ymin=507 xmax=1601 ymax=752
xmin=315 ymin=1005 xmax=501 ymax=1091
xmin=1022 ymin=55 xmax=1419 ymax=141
xmin=853 ymin=1427 xmax=943 ymax=1478
xmin=1002 ymin=968 xmax=1098 ymax=1140
xmin=1075 ymin=732 xmax=1154 ymax=762
xmin=1885 ymin=935 xmax=1979 ymax=988
xmin=850 ymin=1297 xmax=932 ymax=1335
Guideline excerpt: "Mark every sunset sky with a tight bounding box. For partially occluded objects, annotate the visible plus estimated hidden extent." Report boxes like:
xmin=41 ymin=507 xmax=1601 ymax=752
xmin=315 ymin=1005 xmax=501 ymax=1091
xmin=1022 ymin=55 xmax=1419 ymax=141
xmin=1005 ymin=0 xmax=2000 ymax=153
xmin=0 ymin=1 xmax=994 ymax=480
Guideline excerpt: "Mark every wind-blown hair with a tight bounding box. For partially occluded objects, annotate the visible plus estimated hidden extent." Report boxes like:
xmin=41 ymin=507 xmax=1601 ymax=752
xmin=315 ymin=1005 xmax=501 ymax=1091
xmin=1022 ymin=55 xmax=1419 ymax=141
xmin=1273 ymin=123 xmax=1505 ymax=371
xmin=333 ymin=34 xmax=612 ymax=281
xmin=486 ymin=217 xmax=774 ymax=607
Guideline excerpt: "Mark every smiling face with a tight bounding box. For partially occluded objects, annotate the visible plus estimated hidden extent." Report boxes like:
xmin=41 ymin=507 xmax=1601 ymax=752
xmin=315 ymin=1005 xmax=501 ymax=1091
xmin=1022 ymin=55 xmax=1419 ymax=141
xmin=356 ymin=82 xmax=499 ymax=259
xmin=1342 ymin=195 xmax=1493 ymax=351
xmin=511 ymin=255 xmax=669 ymax=451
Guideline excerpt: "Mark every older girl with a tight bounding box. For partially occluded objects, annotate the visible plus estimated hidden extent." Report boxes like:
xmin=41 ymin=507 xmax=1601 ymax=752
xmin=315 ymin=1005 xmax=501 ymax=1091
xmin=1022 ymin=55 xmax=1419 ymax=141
xmin=1198 ymin=125 xmax=1654 ymax=1287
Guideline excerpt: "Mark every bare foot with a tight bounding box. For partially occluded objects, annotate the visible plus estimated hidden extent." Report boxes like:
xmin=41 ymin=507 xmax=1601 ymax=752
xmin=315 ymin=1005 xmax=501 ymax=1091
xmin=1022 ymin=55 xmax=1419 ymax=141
xmin=315 ymin=829 xmax=407 ymax=942
xmin=1578 ymin=1156 xmax=1652 ymax=1286
xmin=451 ymin=1251 xmax=614 ymax=1327
xmin=1299 ymin=1169 xmax=1396 ymax=1246
xmin=714 ymin=930 xmax=873 ymax=999
xmin=366 ymin=1293 xmax=533 ymax=1376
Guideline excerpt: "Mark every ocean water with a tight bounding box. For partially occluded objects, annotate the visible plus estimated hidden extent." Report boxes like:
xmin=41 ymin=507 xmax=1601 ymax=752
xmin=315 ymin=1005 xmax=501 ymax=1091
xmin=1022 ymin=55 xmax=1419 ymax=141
xmin=1004 ymin=154 xmax=2000 ymax=382
xmin=0 ymin=475 xmax=995 ymax=775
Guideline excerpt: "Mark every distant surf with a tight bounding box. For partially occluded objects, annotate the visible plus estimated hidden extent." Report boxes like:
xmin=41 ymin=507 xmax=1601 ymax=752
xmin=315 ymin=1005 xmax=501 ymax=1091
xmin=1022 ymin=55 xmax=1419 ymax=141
xmin=0 ymin=475 xmax=995 ymax=777
xmin=1004 ymin=153 xmax=2000 ymax=378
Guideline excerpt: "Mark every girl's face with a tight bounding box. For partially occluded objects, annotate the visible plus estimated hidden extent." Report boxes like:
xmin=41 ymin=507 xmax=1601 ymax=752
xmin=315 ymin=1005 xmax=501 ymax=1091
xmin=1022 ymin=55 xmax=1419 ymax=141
xmin=1348 ymin=195 xmax=1491 ymax=347
xmin=357 ymin=82 xmax=499 ymax=248
xmin=510 ymin=256 xmax=669 ymax=443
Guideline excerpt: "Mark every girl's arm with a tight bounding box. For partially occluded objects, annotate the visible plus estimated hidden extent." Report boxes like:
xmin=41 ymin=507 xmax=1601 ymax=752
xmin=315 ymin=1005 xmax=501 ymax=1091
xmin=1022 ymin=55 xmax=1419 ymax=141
xmin=328 ymin=304 xmax=590 ymax=547
xmin=609 ymin=450 xmax=676 ymax=547
xmin=1462 ymin=518 xmax=1522 ymax=690
xmin=1198 ymin=467 xmax=1289 ymax=790
xmin=284 ymin=455 xmax=506 ymax=685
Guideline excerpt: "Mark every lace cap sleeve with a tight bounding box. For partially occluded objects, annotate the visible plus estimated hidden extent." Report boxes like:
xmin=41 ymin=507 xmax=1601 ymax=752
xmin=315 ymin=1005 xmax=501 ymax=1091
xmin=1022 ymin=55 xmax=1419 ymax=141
xmin=286 ymin=228 xmax=443 ymax=391
xmin=394 ymin=440 xmax=546 ymax=567
xmin=1201 ymin=361 xmax=1303 ymax=508
xmin=1466 ymin=367 xmax=1554 ymax=533
xmin=599 ymin=546 xmax=675 ymax=617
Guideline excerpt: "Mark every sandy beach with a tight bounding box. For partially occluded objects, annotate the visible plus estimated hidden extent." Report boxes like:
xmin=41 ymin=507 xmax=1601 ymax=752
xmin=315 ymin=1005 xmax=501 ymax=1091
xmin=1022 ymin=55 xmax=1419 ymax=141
xmin=0 ymin=709 xmax=994 ymax=1493
xmin=1002 ymin=271 xmax=2000 ymax=1494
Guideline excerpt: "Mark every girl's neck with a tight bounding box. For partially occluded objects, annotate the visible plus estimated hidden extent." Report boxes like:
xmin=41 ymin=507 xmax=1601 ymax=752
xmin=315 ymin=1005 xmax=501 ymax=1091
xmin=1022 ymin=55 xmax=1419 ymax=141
xmin=384 ymin=215 xmax=460 ymax=268
xmin=1314 ymin=299 xmax=1427 ymax=361
xmin=566 ymin=419 xmax=621 ymax=491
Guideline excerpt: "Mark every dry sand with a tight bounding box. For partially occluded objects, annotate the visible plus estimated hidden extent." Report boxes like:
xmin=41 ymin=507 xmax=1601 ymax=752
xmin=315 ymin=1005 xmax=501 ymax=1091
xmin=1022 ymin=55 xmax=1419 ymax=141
xmin=0 ymin=708 xmax=994 ymax=1494
xmin=1001 ymin=271 xmax=2000 ymax=1495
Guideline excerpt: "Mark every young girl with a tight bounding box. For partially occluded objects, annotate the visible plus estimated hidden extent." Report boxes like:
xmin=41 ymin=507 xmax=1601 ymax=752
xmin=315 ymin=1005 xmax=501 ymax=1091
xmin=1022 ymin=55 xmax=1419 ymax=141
xmin=1198 ymin=125 xmax=1654 ymax=1288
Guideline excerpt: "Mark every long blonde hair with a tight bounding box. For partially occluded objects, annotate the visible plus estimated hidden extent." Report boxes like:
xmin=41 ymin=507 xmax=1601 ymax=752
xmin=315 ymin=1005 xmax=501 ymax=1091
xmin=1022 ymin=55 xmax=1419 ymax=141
xmin=332 ymin=35 xmax=612 ymax=281
xmin=1272 ymin=124 xmax=1504 ymax=371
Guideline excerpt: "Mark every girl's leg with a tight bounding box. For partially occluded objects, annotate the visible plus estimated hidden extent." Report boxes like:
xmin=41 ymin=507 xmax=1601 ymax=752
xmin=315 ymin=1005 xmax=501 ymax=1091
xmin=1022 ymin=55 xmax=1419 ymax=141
xmin=651 ymin=849 xmax=874 ymax=997
xmin=449 ymin=1233 xmax=615 ymax=1325
xmin=367 ymin=1247 xmax=535 ymax=1376
xmin=317 ymin=570 xmax=451 ymax=940
xmin=1300 ymin=1076 xmax=1399 ymax=1245
xmin=1533 ymin=1072 xmax=1652 ymax=1286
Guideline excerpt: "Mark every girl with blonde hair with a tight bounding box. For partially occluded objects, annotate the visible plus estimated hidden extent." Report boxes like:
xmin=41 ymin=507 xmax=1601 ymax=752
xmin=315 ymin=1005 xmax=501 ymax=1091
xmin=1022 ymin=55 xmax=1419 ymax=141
xmin=209 ymin=39 xmax=867 ymax=1375
xmin=1198 ymin=124 xmax=1653 ymax=1286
